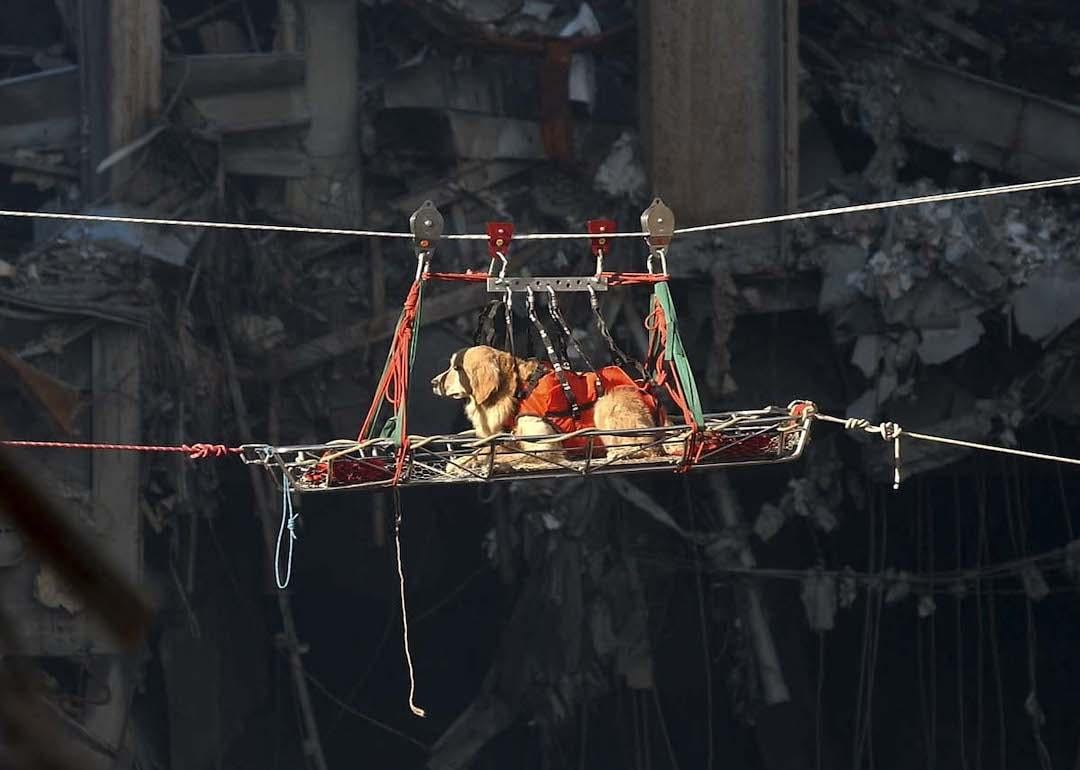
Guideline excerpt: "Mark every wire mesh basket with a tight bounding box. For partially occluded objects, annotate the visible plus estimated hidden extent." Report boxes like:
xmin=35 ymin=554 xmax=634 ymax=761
xmin=240 ymin=402 xmax=815 ymax=493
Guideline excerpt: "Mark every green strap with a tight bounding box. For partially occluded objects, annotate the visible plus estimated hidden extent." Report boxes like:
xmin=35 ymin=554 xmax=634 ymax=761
xmin=379 ymin=415 xmax=399 ymax=441
xmin=652 ymin=282 xmax=705 ymax=425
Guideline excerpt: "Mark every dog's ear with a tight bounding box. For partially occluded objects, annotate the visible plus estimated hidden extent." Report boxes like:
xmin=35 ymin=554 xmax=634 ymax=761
xmin=467 ymin=348 xmax=504 ymax=405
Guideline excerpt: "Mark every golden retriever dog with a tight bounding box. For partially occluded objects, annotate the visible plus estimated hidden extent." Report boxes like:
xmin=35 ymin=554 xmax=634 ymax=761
xmin=431 ymin=345 xmax=663 ymax=467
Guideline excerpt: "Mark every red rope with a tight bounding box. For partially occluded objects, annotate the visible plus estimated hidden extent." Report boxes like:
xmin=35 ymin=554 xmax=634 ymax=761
xmin=0 ymin=440 xmax=238 ymax=460
xmin=356 ymin=280 xmax=423 ymax=484
xmin=359 ymin=281 xmax=422 ymax=442
xmin=643 ymin=298 xmax=705 ymax=470
xmin=422 ymin=271 xmax=488 ymax=283
xmin=390 ymin=286 xmax=420 ymax=484
xmin=603 ymin=272 xmax=669 ymax=285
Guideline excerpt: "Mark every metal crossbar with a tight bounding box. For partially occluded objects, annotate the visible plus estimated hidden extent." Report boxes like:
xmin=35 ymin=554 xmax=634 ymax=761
xmin=488 ymin=276 xmax=608 ymax=293
xmin=240 ymin=405 xmax=814 ymax=493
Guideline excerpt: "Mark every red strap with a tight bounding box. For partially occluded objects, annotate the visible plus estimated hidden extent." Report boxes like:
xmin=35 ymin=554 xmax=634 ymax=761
xmin=603 ymin=272 xmax=669 ymax=286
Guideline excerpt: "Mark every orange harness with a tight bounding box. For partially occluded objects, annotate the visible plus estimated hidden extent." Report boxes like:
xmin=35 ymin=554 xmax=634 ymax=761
xmin=517 ymin=365 xmax=662 ymax=452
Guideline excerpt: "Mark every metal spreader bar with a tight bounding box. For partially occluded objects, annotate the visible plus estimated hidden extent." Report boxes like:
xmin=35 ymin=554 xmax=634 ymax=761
xmin=487 ymin=275 xmax=609 ymax=293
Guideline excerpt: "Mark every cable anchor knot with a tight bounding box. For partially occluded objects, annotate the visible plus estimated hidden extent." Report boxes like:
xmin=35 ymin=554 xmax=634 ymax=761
xmin=184 ymin=442 xmax=229 ymax=459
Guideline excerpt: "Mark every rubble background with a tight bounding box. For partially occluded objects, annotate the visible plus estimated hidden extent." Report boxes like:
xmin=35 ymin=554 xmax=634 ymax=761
xmin=1 ymin=1 xmax=1080 ymax=769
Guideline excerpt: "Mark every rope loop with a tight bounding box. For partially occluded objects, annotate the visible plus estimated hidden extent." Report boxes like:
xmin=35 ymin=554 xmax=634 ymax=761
xmin=275 ymin=474 xmax=299 ymax=590
xmin=646 ymin=246 xmax=669 ymax=275
xmin=880 ymin=422 xmax=902 ymax=441
xmin=838 ymin=418 xmax=902 ymax=442
xmin=835 ymin=417 xmax=903 ymax=488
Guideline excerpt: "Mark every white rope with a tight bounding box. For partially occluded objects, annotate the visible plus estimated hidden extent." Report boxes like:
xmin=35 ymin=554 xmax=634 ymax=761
xmin=393 ymin=493 xmax=426 ymax=718
xmin=901 ymin=430 xmax=1080 ymax=467
xmin=2 ymin=174 xmax=1078 ymax=242
xmin=275 ymin=473 xmax=299 ymax=589
xmin=0 ymin=208 xmax=411 ymax=239
xmin=815 ymin=413 xmax=1080 ymax=489
xmin=672 ymin=174 xmax=1080 ymax=235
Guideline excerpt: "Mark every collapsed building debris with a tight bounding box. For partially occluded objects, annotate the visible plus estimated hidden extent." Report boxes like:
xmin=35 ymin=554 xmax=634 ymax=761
xmin=1 ymin=0 xmax=1080 ymax=769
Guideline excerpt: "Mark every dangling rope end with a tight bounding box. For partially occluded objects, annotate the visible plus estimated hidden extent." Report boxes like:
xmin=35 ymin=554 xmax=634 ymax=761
xmin=892 ymin=437 xmax=902 ymax=491
xmin=880 ymin=422 xmax=902 ymax=491
xmin=393 ymin=492 xmax=427 ymax=719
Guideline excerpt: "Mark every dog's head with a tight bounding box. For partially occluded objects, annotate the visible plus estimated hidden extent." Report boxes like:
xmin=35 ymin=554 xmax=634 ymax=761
xmin=431 ymin=346 xmax=506 ymax=405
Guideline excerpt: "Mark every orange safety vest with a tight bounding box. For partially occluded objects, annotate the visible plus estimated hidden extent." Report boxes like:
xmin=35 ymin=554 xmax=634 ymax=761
xmin=517 ymin=365 xmax=662 ymax=453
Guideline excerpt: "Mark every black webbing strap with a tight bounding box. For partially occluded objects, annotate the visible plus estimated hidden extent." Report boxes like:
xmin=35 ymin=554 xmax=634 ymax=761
xmin=473 ymin=300 xmax=502 ymax=346
xmin=474 ymin=293 xmax=517 ymax=363
xmin=502 ymin=290 xmax=516 ymax=360
xmin=525 ymin=289 xmax=580 ymax=418
xmin=544 ymin=301 xmax=573 ymax=374
xmin=588 ymin=287 xmax=648 ymax=381
xmin=546 ymin=287 xmax=603 ymax=397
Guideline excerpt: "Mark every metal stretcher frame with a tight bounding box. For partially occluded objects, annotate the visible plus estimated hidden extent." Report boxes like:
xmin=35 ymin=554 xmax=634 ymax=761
xmin=239 ymin=403 xmax=816 ymax=493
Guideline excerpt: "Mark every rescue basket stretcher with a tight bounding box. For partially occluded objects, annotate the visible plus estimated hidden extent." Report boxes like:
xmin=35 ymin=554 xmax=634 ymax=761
xmin=239 ymin=402 xmax=816 ymax=493
xmin=242 ymin=200 xmax=819 ymax=494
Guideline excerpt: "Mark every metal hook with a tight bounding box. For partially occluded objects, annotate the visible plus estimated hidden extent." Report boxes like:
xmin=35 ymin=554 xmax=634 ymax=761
xmin=545 ymin=286 xmax=568 ymax=363
xmin=503 ymin=285 xmax=515 ymax=357
xmin=487 ymin=251 xmax=509 ymax=283
xmin=647 ymin=247 xmax=668 ymax=276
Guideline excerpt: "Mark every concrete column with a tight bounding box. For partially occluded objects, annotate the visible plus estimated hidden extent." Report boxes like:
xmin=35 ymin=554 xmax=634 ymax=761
xmin=639 ymin=0 xmax=798 ymax=226
xmin=286 ymin=0 xmax=363 ymax=226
